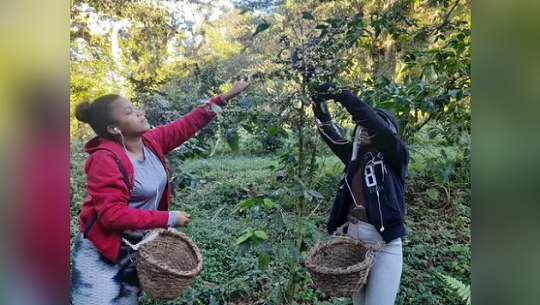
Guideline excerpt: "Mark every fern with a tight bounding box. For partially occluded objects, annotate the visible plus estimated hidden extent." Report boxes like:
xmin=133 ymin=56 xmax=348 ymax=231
xmin=440 ymin=274 xmax=471 ymax=305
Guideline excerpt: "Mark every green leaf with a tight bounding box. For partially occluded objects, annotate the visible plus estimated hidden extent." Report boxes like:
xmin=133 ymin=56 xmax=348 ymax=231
xmin=257 ymin=239 xmax=270 ymax=254
xmin=209 ymin=295 xmax=218 ymax=305
xmin=375 ymin=27 xmax=381 ymax=38
xmin=306 ymin=189 xmax=324 ymax=200
xmin=440 ymin=274 xmax=471 ymax=305
xmin=449 ymin=89 xmax=463 ymax=100
xmin=252 ymin=22 xmax=271 ymax=38
xmin=303 ymin=190 xmax=313 ymax=201
xmin=263 ymin=198 xmax=275 ymax=209
xmin=405 ymin=53 xmax=417 ymax=62
xmin=254 ymin=230 xmax=268 ymax=240
xmin=225 ymin=129 xmax=240 ymax=152
xmin=238 ymin=199 xmax=262 ymax=210
xmin=241 ymin=124 xmax=254 ymax=133
xmin=210 ymin=103 xmax=223 ymax=114
xmin=268 ymin=125 xmax=279 ymax=136
xmin=236 ymin=231 xmax=253 ymax=245
xmin=228 ymin=138 xmax=239 ymax=152
xmin=302 ymin=12 xmax=315 ymax=20
xmin=300 ymin=241 xmax=308 ymax=253
xmin=441 ymin=149 xmax=448 ymax=158
xmin=237 ymin=239 xmax=251 ymax=257
xmin=302 ymin=189 xmax=324 ymax=202
xmin=270 ymin=214 xmax=285 ymax=232
xmin=258 ymin=253 xmax=271 ymax=271
xmin=426 ymin=188 xmax=439 ymax=200
xmin=449 ymin=245 xmax=464 ymax=252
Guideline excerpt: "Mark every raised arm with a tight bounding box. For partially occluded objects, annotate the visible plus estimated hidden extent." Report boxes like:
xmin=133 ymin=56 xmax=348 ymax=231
xmin=316 ymin=83 xmax=408 ymax=170
xmin=145 ymin=81 xmax=250 ymax=155
xmin=312 ymin=98 xmax=353 ymax=165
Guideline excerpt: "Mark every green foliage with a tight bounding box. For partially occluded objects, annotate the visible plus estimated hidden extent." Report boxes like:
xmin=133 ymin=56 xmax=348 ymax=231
xmin=440 ymin=274 xmax=471 ymax=305
xmin=71 ymin=143 xmax=470 ymax=304
xmin=71 ymin=0 xmax=470 ymax=303
xmin=167 ymin=138 xmax=207 ymax=194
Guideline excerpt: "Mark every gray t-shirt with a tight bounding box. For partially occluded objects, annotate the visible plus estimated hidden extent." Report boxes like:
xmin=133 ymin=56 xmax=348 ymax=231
xmin=128 ymin=146 xmax=167 ymax=210
xmin=128 ymin=146 xmax=175 ymax=226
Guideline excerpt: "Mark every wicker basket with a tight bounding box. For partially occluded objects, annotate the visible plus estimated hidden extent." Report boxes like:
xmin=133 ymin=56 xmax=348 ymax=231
xmin=303 ymin=225 xmax=381 ymax=297
xmin=136 ymin=228 xmax=203 ymax=301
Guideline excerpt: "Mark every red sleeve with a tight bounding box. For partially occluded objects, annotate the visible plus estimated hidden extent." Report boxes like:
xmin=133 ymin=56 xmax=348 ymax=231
xmin=86 ymin=151 xmax=169 ymax=230
xmin=145 ymin=95 xmax=225 ymax=155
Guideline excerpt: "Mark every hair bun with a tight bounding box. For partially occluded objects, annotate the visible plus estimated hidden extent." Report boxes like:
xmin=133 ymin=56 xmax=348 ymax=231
xmin=75 ymin=101 xmax=92 ymax=124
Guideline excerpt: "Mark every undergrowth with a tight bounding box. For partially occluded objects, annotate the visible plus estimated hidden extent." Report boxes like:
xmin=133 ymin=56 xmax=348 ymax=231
xmin=70 ymin=143 xmax=470 ymax=305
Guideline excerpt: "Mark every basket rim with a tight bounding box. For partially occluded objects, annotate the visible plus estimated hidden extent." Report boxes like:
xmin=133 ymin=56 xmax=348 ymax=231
xmin=138 ymin=228 xmax=203 ymax=277
xmin=303 ymin=238 xmax=376 ymax=275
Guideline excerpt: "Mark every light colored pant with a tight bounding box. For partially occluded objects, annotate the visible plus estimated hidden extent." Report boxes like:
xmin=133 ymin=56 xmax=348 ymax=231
xmin=347 ymin=222 xmax=403 ymax=305
xmin=71 ymin=233 xmax=141 ymax=305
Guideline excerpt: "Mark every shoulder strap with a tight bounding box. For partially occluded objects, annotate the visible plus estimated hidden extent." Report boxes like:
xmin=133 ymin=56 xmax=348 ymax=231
xmin=83 ymin=159 xmax=131 ymax=238
xmin=116 ymin=159 xmax=132 ymax=190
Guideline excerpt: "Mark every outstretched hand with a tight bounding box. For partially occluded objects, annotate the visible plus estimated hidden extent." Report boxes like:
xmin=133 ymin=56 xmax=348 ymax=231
xmin=222 ymin=81 xmax=250 ymax=101
xmin=311 ymin=82 xmax=338 ymax=104
xmin=316 ymin=82 xmax=338 ymax=97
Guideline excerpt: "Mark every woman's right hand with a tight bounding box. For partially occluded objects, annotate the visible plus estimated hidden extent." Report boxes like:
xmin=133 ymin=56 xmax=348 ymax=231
xmin=173 ymin=211 xmax=190 ymax=227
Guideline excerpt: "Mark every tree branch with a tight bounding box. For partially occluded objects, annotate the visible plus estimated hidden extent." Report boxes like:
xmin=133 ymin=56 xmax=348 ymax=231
xmin=417 ymin=112 xmax=435 ymax=131
xmin=439 ymin=0 xmax=461 ymax=29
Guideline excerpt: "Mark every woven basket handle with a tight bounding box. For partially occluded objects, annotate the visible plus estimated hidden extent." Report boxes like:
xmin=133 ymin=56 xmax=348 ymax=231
xmin=334 ymin=222 xmax=349 ymax=236
xmin=369 ymin=240 xmax=383 ymax=252
xmin=330 ymin=222 xmax=355 ymax=241
xmin=122 ymin=228 xmax=176 ymax=251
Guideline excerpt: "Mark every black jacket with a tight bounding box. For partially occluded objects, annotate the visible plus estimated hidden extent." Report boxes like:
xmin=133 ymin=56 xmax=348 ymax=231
xmin=313 ymin=84 xmax=410 ymax=244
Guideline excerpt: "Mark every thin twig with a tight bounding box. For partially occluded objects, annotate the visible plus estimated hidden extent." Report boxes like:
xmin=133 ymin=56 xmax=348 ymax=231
xmin=286 ymin=10 xmax=302 ymax=45
xmin=305 ymin=199 xmax=323 ymax=221
xmin=431 ymin=0 xmax=461 ymax=35
xmin=209 ymin=132 xmax=221 ymax=157
xmin=441 ymin=0 xmax=461 ymax=28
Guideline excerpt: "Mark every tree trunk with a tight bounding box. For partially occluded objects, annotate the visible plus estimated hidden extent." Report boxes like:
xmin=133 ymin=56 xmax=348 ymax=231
xmin=371 ymin=0 xmax=401 ymax=82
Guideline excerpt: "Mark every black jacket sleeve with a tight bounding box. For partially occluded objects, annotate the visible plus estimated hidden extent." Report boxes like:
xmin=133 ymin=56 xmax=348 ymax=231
xmin=312 ymin=102 xmax=353 ymax=165
xmin=318 ymin=83 xmax=408 ymax=171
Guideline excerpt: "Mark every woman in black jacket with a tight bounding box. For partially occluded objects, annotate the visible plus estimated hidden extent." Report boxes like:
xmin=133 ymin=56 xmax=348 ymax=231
xmin=312 ymin=83 xmax=410 ymax=305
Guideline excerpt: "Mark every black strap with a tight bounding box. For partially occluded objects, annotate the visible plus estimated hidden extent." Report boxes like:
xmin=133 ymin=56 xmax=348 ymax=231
xmin=116 ymin=159 xmax=132 ymax=190
xmin=83 ymin=159 xmax=131 ymax=238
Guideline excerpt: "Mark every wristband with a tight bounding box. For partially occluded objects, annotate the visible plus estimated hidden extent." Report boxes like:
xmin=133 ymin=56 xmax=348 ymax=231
xmin=167 ymin=211 xmax=177 ymax=228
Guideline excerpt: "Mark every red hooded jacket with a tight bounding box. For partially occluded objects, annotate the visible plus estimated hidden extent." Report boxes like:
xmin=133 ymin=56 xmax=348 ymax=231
xmin=78 ymin=96 xmax=225 ymax=262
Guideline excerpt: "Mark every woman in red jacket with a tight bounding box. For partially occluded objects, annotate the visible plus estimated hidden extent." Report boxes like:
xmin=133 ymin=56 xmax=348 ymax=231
xmin=70 ymin=81 xmax=249 ymax=305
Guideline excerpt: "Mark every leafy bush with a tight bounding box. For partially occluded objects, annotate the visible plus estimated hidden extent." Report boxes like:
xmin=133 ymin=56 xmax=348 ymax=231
xmin=70 ymin=140 xmax=470 ymax=304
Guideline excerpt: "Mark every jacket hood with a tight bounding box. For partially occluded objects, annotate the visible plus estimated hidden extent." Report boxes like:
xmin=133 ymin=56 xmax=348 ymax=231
xmin=375 ymin=108 xmax=400 ymax=134
xmin=83 ymin=136 xmax=124 ymax=157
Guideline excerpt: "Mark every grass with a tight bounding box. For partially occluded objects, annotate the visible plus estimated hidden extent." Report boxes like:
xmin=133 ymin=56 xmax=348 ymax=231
xmin=71 ymin=143 xmax=470 ymax=305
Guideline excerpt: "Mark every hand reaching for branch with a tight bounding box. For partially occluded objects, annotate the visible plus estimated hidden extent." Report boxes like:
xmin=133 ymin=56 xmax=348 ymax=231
xmin=222 ymin=81 xmax=250 ymax=101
